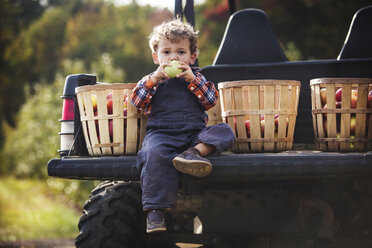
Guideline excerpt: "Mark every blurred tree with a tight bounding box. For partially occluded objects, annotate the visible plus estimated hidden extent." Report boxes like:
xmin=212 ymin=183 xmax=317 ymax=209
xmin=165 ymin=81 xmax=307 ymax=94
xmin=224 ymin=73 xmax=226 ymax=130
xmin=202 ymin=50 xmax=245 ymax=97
xmin=62 ymin=2 xmax=172 ymax=83
xmin=195 ymin=0 xmax=230 ymax=66
xmin=0 ymin=0 xmax=45 ymax=144
xmin=0 ymin=0 xmax=80 ymax=145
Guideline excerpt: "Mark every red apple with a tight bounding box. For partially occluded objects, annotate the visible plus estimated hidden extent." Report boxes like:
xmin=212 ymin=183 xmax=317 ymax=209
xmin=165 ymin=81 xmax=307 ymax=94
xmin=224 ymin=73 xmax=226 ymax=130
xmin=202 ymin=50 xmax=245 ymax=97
xmin=274 ymin=114 xmax=279 ymax=129
xmin=350 ymin=116 xmax=356 ymax=134
xmin=368 ymin=90 xmax=372 ymax=108
xmin=107 ymin=99 xmax=113 ymax=114
xmin=335 ymin=88 xmax=342 ymax=102
xmin=245 ymin=120 xmax=250 ymax=136
xmin=320 ymin=88 xmax=327 ymax=106
xmin=351 ymin=89 xmax=358 ymax=108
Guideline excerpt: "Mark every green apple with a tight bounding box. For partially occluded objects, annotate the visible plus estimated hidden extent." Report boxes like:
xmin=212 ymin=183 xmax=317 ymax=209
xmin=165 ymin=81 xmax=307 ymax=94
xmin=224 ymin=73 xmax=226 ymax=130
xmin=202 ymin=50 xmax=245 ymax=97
xmin=164 ymin=61 xmax=182 ymax=78
xmin=350 ymin=135 xmax=355 ymax=150
xmin=350 ymin=115 xmax=356 ymax=134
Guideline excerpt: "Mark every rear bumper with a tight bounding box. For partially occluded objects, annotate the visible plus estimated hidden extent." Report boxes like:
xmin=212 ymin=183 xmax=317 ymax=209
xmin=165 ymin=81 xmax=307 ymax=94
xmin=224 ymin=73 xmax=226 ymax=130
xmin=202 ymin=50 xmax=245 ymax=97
xmin=48 ymin=151 xmax=372 ymax=181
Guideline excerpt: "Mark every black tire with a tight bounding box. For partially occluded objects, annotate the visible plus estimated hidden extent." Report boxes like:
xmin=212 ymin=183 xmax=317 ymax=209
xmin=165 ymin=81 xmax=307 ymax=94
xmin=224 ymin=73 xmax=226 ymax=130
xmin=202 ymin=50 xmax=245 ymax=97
xmin=75 ymin=181 xmax=146 ymax=248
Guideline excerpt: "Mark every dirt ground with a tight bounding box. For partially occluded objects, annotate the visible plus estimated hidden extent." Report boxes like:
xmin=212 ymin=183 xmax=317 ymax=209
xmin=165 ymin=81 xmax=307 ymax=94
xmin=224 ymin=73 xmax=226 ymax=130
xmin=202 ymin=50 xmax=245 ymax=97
xmin=0 ymin=239 xmax=75 ymax=248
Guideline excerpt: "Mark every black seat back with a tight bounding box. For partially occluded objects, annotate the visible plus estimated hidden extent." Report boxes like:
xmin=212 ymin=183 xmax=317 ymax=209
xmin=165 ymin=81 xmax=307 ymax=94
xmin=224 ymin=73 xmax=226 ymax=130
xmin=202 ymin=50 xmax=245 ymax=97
xmin=338 ymin=5 xmax=372 ymax=59
xmin=213 ymin=8 xmax=288 ymax=65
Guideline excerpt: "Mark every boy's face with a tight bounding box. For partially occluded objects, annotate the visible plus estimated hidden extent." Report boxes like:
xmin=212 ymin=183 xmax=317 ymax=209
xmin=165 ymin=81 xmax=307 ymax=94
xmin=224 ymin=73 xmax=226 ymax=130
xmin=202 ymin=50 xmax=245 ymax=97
xmin=152 ymin=37 xmax=197 ymax=66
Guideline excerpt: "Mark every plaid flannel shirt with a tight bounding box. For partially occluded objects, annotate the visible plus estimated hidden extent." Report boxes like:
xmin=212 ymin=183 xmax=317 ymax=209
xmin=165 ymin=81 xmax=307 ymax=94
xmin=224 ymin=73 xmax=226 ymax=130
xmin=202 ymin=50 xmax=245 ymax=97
xmin=130 ymin=68 xmax=218 ymax=116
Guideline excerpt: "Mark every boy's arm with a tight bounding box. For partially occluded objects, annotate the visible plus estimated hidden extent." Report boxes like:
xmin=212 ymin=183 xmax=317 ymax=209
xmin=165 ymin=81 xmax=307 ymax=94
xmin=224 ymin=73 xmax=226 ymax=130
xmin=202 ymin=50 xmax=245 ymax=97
xmin=187 ymin=71 xmax=218 ymax=111
xmin=130 ymin=75 xmax=158 ymax=109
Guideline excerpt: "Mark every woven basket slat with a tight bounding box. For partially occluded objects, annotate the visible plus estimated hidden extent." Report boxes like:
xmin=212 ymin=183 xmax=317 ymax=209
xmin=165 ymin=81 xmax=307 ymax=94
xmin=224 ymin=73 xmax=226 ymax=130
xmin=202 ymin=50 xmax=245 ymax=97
xmin=339 ymin=84 xmax=352 ymax=152
xmin=112 ymin=89 xmax=125 ymax=154
xmin=354 ymin=84 xmax=368 ymax=151
xmin=277 ymin=85 xmax=289 ymax=150
xmin=234 ymin=87 xmax=249 ymax=152
xmin=249 ymin=85 xmax=262 ymax=152
xmin=96 ymin=89 xmax=111 ymax=155
xmin=263 ymin=85 xmax=275 ymax=151
xmin=325 ymin=84 xmax=338 ymax=151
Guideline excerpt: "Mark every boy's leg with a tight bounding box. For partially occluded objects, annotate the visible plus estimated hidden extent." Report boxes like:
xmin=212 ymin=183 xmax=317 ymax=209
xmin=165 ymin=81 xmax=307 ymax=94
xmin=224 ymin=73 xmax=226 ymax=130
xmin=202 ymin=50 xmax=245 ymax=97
xmin=137 ymin=133 xmax=180 ymax=211
xmin=172 ymin=123 xmax=236 ymax=177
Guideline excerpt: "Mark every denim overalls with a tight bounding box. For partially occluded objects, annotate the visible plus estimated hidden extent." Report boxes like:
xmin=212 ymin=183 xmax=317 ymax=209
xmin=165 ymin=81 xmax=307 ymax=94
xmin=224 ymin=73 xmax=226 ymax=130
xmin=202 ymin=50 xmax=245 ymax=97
xmin=137 ymin=77 xmax=235 ymax=211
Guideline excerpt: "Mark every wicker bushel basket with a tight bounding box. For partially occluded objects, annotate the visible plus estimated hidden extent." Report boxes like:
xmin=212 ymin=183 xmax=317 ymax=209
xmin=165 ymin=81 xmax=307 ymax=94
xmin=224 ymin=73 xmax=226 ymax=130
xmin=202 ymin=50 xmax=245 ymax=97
xmin=218 ymin=80 xmax=301 ymax=153
xmin=310 ymin=78 xmax=372 ymax=152
xmin=75 ymin=83 xmax=147 ymax=156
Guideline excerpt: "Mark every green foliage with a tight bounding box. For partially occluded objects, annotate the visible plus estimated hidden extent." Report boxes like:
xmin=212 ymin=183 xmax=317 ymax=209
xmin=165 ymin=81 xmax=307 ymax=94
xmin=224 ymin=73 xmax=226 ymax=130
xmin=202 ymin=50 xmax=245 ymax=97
xmin=0 ymin=177 xmax=80 ymax=241
xmin=1 ymin=78 xmax=62 ymax=178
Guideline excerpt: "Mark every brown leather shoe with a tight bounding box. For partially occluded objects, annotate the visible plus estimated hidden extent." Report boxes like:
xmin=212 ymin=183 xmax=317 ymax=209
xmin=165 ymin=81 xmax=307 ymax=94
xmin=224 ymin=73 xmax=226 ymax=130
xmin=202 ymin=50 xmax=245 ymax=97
xmin=172 ymin=147 xmax=212 ymax=177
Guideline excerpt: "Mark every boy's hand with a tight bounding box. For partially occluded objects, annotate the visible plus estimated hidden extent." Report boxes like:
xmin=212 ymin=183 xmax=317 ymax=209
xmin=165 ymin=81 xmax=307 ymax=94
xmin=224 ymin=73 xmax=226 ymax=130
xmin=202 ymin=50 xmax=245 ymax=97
xmin=176 ymin=62 xmax=196 ymax=83
xmin=150 ymin=62 xmax=171 ymax=83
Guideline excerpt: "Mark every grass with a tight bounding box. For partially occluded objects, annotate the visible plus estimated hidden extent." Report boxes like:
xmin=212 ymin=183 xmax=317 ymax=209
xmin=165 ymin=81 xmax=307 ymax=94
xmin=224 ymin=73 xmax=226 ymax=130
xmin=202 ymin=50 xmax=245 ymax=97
xmin=0 ymin=177 xmax=81 ymax=242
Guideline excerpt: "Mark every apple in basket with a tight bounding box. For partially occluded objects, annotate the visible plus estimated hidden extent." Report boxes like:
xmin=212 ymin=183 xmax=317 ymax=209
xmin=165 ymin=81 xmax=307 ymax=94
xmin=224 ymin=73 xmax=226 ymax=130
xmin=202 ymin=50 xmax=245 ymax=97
xmin=350 ymin=135 xmax=355 ymax=150
xmin=106 ymin=92 xmax=128 ymax=114
xmin=261 ymin=119 xmax=265 ymax=136
xmin=107 ymin=92 xmax=128 ymax=101
xmin=351 ymin=89 xmax=358 ymax=108
xmin=368 ymin=90 xmax=372 ymax=108
xmin=350 ymin=115 xmax=356 ymax=134
xmin=274 ymin=114 xmax=279 ymax=129
xmin=320 ymin=88 xmax=327 ymax=106
xmin=335 ymin=88 xmax=342 ymax=102
xmin=164 ymin=60 xmax=182 ymax=78
xmin=107 ymin=99 xmax=113 ymax=115
xmin=245 ymin=120 xmax=250 ymax=136
xmin=274 ymin=114 xmax=289 ymax=131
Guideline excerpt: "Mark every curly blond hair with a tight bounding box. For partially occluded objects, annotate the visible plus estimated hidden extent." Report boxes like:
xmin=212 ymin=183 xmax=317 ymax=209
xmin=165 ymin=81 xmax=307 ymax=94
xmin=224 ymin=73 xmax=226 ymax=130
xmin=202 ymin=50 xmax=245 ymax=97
xmin=149 ymin=18 xmax=199 ymax=55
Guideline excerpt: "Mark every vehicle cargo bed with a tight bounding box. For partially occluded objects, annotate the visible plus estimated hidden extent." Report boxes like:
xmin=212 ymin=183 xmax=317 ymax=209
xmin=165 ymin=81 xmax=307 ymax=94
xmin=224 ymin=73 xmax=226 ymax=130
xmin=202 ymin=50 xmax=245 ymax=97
xmin=48 ymin=151 xmax=372 ymax=181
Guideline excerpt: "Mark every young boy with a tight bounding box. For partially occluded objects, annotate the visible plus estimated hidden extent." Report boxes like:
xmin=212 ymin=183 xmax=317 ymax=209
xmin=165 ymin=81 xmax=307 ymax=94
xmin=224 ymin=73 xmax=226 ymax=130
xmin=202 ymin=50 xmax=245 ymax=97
xmin=130 ymin=19 xmax=235 ymax=233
